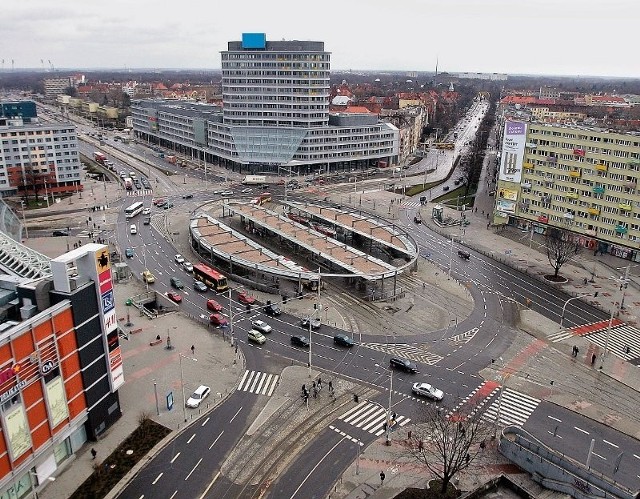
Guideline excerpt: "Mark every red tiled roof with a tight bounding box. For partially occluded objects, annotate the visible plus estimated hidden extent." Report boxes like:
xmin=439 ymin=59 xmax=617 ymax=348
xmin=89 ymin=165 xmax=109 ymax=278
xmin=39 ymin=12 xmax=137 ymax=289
xmin=342 ymin=106 xmax=373 ymax=114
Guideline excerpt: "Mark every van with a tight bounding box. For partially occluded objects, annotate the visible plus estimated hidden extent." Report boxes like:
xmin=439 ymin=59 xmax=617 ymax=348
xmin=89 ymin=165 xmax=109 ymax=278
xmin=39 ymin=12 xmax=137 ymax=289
xmin=457 ymin=250 xmax=470 ymax=260
xmin=130 ymin=224 xmax=137 ymax=235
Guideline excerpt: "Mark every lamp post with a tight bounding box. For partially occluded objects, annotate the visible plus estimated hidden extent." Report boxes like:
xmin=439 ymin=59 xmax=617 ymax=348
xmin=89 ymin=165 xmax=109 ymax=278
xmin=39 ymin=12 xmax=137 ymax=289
xmin=179 ymin=353 xmax=197 ymax=422
xmin=559 ymin=293 xmax=591 ymax=329
xmin=153 ymin=378 xmax=160 ymax=416
xmin=601 ymin=264 xmax=631 ymax=369
xmin=375 ymin=363 xmax=393 ymax=445
xmin=20 ymin=200 xmax=29 ymax=239
xmin=28 ymin=470 xmax=55 ymax=499
xmin=448 ymin=233 xmax=454 ymax=279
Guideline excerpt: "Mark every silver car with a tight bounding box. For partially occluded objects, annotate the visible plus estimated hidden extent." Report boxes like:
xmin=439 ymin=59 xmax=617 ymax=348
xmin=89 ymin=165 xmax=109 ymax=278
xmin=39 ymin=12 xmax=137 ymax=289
xmin=252 ymin=320 xmax=272 ymax=334
xmin=412 ymin=382 xmax=444 ymax=401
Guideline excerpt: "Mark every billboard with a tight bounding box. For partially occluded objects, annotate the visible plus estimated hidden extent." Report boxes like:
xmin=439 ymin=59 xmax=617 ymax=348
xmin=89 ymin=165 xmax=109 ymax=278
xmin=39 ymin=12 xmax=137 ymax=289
xmin=499 ymin=121 xmax=527 ymax=183
xmin=242 ymin=33 xmax=266 ymax=49
xmin=498 ymin=188 xmax=518 ymax=201
xmin=496 ymin=199 xmax=516 ymax=214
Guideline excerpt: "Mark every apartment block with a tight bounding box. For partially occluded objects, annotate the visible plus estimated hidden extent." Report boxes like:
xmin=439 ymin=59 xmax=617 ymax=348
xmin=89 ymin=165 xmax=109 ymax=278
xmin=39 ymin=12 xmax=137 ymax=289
xmin=494 ymin=120 xmax=640 ymax=261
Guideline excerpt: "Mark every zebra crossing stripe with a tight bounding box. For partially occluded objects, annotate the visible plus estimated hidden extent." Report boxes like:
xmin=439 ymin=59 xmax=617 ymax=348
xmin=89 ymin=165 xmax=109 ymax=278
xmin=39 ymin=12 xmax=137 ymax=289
xmin=547 ymin=330 xmax=574 ymax=343
xmin=483 ymin=388 xmax=540 ymax=426
xmin=584 ymin=325 xmax=640 ymax=360
xmin=345 ymin=405 xmax=379 ymax=425
xmin=339 ymin=401 xmax=368 ymax=420
xmin=238 ymin=370 xmax=280 ymax=396
xmin=338 ymin=402 xmax=411 ymax=436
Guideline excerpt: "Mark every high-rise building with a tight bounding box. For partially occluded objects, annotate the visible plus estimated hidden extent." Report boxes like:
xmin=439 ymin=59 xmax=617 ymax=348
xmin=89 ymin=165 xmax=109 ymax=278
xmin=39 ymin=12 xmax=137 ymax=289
xmin=0 ymin=102 xmax=82 ymax=197
xmin=0 ymin=244 xmax=122 ymax=498
xmin=494 ymin=120 xmax=640 ymax=259
xmin=132 ymin=33 xmax=399 ymax=174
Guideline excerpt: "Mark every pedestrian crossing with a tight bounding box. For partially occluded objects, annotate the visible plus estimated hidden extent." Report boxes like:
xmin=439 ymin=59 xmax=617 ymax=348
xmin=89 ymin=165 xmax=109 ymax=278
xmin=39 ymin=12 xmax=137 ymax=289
xmin=547 ymin=329 xmax=573 ymax=343
xmin=338 ymin=401 xmax=411 ymax=436
xmin=237 ymin=370 xmax=279 ymax=396
xmin=126 ymin=189 xmax=153 ymax=197
xmin=547 ymin=318 xmax=624 ymax=343
xmin=581 ymin=324 xmax=640 ymax=361
xmin=359 ymin=342 xmax=443 ymax=366
xmin=447 ymin=381 xmax=499 ymax=421
xmin=482 ymin=388 xmax=540 ymax=427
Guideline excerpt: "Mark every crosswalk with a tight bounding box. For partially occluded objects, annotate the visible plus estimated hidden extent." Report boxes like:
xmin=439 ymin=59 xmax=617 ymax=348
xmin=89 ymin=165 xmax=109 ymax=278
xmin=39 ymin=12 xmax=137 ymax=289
xmin=359 ymin=342 xmax=443 ymax=366
xmin=237 ymin=370 xmax=279 ymax=396
xmin=126 ymin=189 xmax=153 ymax=197
xmin=547 ymin=319 xmax=623 ymax=343
xmin=338 ymin=401 xmax=411 ymax=436
xmin=482 ymin=388 xmax=540 ymax=427
xmin=581 ymin=324 xmax=640 ymax=361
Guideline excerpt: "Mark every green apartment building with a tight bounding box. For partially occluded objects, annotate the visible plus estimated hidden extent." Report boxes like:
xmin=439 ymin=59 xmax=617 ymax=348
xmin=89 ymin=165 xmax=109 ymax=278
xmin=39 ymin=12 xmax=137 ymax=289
xmin=494 ymin=120 xmax=640 ymax=261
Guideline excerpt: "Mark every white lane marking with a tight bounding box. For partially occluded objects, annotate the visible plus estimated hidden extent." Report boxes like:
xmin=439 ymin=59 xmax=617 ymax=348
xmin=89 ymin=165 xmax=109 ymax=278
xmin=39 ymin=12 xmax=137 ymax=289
xmin=202 ymin=417 xmax=210 ymax=426
xmin=209 ymin=431 xmax=224 ymax=450
xmin=230 ymin=407 xmax=242 ymax=423
xmin=152 ymin=472 xmax=163 ymax=485
xmin=603 ymin=439 xmax=619 ymax=449
xmin=187 ymin=433 xmax=196 ymax=444
xmin=592 ymin=452 xmax=606 ymax=461
xmin=199 ymin=471 xmax=221 ymax=499
xmin=574 ymin=426 xmax=589 ymax=435
xmin=170 ymin=452 xmax=180 ymax=463
xmin=184 ymin=458 xmax=202 ymax=480
xmin=547 ymin=416 xmax=562 ymax=422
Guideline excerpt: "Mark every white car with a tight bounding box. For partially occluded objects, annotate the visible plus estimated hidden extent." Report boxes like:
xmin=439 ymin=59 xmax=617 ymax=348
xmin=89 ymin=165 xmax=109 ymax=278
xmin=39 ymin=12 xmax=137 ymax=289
xmin=130 ymin=224 xmax=137 ymax=235
xmin=186 ymin=385 xmax=211 ymax=408
xmin=174 ymin=254 xmax=185 ymax=264
xmin=220 ymin=190 xmax=234 ymax=196
xmin=241 ymin=188 xmax=253 ymax=193
xmin=183 ymin=261 xmax=194 ymax=272
xmin=142 ymin=208 xmax=151 ymax=215
xmin=412 ymin=382 xmax=444 ymax=401
xmin=251 ymin=320 xmax=272 ymax=334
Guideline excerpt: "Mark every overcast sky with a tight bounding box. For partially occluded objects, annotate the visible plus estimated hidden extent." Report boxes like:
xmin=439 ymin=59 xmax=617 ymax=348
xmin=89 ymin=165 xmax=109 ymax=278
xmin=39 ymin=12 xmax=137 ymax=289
xmin=2 ymin=0 xmax=638 ymax=78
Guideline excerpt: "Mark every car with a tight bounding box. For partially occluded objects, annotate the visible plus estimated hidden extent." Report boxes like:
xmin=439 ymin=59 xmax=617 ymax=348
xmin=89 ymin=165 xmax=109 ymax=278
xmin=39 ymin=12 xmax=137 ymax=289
xmin=442 ymin=186 xmax=450 ymax=192
xmin=174 ymin=254 xmax=185 ymax=264
xmin=152 ymin=198 xmax=165 ymax=206
xmin=141 ymin=270 xmax=156 ymax=283
xmin=194 ymin=281 xmax=208 ymax=292
xmin=52 ymin=230 xmax=69 ymax=237
xmin=241 ymin=188 xmax=253 ymax=194
xmin=454 ymin=180 xmax=460 ymax=186
xmin=248 ymin=330 xmax=266 ymax=345
xmin=238 ymin=292 xmax=256 ymax=305
xmin=390 ymin=357 xmax=418 ymax=373
xmin=333 ymin=334 xmax=354 ymax=347
xmin=167 ymin=292 xmax=182 ymax=304
xmin=164 ymin=202 xmax=174 ymax=209
xmin=206 ymin=299 xmax=223 ymax=312
xmin=209 ymin=313 xmax=228 ymax=327
xmin=130 ymin=224 xmax=137 ymax=234
xmin=186 ymin=385 xmax=211 ymax=408
xmin=220 ymin=190 xmax=234 ymax=196
xmin=183 ymin=261 xmax=194 ymax=272
xmin=264 ymin=302 xmax=281 ymax=316
xmin=182 ymin=193 xmax=194 ymax=199
xmin=143 ymin=217 xmax=151 ymax=225
xmin=290 ymin=335 xmax=310 ymax=348
xmin=414 ymin=215 xmax=422 ymax=224
xmin=457 ymin=250 xmax=470 ymax=260
xmin=142 ymin=208 xmax=151 ymax=215
xmin=412 ymin=382 xmax=444 ymax=401
xmin=300 ymin=316 xmax=321 ymax=330
xmin=125 ymin=247 xmax=134 ymax=258
xmin=251 ymin=320 xmax=272 ymax=334
xmin=170 ymin=277 xmax=184 ymax=289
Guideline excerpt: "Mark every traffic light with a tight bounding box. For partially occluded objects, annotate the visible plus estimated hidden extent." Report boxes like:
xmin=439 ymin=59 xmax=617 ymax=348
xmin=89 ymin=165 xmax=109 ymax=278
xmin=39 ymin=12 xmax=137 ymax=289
xmin=353 ymin=394 xmax=359 ymax=403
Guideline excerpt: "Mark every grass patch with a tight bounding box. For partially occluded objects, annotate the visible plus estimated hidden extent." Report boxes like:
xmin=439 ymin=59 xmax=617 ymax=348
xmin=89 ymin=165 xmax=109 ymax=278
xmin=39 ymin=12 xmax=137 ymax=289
xmin=70 ymin=416 xmax=171 ymax=499
xmin=431 ymin=185 xmax=478 ymax=207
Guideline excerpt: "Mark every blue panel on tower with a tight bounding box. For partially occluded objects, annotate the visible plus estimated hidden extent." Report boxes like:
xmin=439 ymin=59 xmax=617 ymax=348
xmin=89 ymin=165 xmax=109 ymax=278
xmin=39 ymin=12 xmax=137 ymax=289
xmin=242 ymin=33 xmax=266 ymax=49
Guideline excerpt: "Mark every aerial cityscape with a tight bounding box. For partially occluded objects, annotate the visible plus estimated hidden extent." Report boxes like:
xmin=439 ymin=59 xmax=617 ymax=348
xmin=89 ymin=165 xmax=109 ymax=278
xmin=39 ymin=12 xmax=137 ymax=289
xmin=0 ymin=21 xmax=639 ymax=499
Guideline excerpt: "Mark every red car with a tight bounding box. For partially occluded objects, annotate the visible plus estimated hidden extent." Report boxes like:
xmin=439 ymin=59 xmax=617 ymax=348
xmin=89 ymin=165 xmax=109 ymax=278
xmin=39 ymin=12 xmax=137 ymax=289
xmin=206 ymin=299 xmax=223 ymax=312
xmin=209 ymin=314 xmax=228 ymax=327
xmin=238 ymin=292 xmax=256 ymax=305
xmin=167 ymin=292 xmax=182 ymax=303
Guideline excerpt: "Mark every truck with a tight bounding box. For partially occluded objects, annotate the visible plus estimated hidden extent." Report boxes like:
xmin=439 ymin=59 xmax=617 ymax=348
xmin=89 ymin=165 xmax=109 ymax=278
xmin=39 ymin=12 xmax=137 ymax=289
xmin=242 ymin=175 xmax=267 ymax=185
xmin=124 ymin=177 xmax=133 ymax=190
xmin=93 ymin=152 xmax=107 ymax=164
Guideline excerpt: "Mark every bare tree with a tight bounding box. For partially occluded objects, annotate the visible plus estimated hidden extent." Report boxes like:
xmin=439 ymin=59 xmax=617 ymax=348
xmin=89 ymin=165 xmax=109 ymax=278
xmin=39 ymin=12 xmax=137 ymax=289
xmin=408 ymin=405 xmax=491 ymax=495
xmin=545 ymin=228 xmax=581 ymax=278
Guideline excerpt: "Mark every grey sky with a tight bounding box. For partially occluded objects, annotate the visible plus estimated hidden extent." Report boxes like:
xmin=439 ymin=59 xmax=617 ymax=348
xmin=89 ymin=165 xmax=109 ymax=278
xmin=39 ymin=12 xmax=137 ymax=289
xmin=2 ymin=0 xmax=638 ymax=78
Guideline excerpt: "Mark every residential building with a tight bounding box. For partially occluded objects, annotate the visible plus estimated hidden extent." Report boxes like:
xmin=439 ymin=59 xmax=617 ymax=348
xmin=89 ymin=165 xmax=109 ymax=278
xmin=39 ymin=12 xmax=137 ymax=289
xmin=0 ymin=104 xmax=82 ymax=197
xmin=132 ymin=33 xmax=398 ymax=174
xmin=0 ymin=102 xmax=37 ymax=123
xmin=43 ymin=78 xmax=71 ymax=100
xmin=0 ymin=244 xmax=123 ymax=498
xmin=494 ymin=120 xmax=640 ymax=261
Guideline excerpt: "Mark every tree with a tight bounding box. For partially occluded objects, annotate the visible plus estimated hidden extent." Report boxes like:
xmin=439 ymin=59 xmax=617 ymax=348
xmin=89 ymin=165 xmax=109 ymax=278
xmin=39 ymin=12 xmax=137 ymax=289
xmin=545 ymin=228 xmax=581 ymax=278
xmin=408 ymin=404 xmax=491 ymax=495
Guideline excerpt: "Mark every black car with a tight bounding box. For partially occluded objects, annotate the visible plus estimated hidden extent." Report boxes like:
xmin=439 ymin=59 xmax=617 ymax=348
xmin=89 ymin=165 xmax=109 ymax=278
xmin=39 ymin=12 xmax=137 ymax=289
xmin=52 ymin=230 xmax=69 ymax=237
xmin=291 ymin=335 xmax=310 ymax=348
xmin=333 ymin=334 xmax=354 ymax=347
xmin=414 ymin=215 xmax=422 ymax=224
xmin=264 ymin=302 xmax=282 ymax=316
xmin=182 ymin=194 xmax=193 ymax=199
xmin=390 ymin=357 xmax=418 ymax=373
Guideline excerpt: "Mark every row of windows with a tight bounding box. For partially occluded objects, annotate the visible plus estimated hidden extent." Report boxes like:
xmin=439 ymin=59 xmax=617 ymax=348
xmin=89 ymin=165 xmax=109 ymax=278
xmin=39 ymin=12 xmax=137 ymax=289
xmin=0 ymin=129 xmax=75 ymax=137
xmin=223 ymin=70 xmax=330 ymax=78
xmin=223 ymin=53 xmax=328 ymax=61
xmin=223 ymin=62 xmax=330 ymax=70
xmin=529 ymin=128 xmax=640 ymax=147
xmin=223 ymin=79 xmax=328 ymax=86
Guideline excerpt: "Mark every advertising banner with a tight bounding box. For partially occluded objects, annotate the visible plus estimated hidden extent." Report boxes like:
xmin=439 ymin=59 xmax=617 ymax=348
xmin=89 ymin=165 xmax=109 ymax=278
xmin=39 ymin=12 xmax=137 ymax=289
xmin=499 ymin=121 xmax=527 ymax=183
xmin=496 ymin=199 xmax=516 ymax=214
xmin=4 ymin=405 xmax=31 ymax=461
xmin=498 ymin=188 xmax=518 ymax=201
xmin=45 ymin=376 xmax=69 ymax=428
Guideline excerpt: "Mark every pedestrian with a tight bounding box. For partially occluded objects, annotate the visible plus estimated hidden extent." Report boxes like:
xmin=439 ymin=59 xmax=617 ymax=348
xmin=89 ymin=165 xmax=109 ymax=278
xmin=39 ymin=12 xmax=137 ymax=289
xmin=591 ymin=353 xmax=597 ymax=365
xmin=474 ymin=207 xmax=477 ymax=213
xmin=91 ymin=448 xmax=97 ymax=460
xmin=480 ymin=440 xmax=486 ymax=451
xmin=313 ymin=387 xmax=317 ymax=398
xmin=465 ymin=453 xmax=470 ymax=465
xmin=312 ymin=381 xmax=316 ymax=391
xmin=486 ymin=222 xmax=490 ymax=229
xmin=317 ymin=377 xmax=322 ymax=389
xmin=302 ymin=384 xmax=306 ymax=395
xmin=481 ymin=210 xmax=484 ymax=215
xmin=583 ymin=277 xmax=588 ymax=285
xmin=328 ymin=380 xmax=333 ymax=393
xmin=235 ymin=344 xmax=238 ymax=355
xmin=190 ymin=345 xmax=195 ymax=355
xmin=380 ymin=471 xmax=385 ymax=484
xmin=156 ymin=334 xmax=161 ymax=341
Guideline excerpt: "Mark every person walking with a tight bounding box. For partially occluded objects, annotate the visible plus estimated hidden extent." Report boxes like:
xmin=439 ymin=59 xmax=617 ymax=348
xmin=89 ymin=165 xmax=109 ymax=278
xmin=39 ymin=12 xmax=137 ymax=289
xmin=91 ymin=448 xmax=97 ymax=460
xmin=380 ymin=471 xmax=385 ymax=485
xmin=591 ymin=353 xmax=597 ymax=366
xmin=191 ymin=345 xmax=195 ymax=355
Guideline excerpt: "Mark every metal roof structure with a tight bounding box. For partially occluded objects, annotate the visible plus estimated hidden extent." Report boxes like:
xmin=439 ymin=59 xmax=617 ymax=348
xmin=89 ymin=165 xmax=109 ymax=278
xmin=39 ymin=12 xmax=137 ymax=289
xmin=0 ymin=231 xmax=51 ymax=278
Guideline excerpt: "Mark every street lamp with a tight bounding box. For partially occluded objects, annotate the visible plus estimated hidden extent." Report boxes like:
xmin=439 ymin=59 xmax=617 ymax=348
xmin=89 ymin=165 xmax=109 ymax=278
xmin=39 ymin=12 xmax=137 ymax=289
xmin=601 ymin=264 xmax=631 ymax=369
xmin=179 ymin=353 xmax=197 ymax=422
xmin=28 ymin=469 xmax=55 ymax=499
xmin=559 ymin=293 xmax=592 ymax=329
xmin=375 ymin=363 xmax=393 ymax=445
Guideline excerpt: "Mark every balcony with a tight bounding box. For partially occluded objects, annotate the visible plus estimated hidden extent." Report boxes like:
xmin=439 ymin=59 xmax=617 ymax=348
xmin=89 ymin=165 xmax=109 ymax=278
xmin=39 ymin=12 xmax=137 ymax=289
xmin=569 ymin=170 xmax=581 ymax=178
xmin=625 ymin=179 xmax=637 ymax=189
xmin=615 ymin=225 xmax=628 ymax=234
xmin=592 ymin=186 xmax=605 ymax=194
xmin=563 ymin=212 xmax=575 ymax=220
xmin=521 ymin=181 xmax=532 ymax=189
xmin=523 ymin=162 xmax=534 ymax=170
xmin=538 ymin=215 xmax=549 ymax=223
xmin=566 ymin=192 xmax=579 ymax=200
xmin=595 ymin=164 xmax=608 ymax=172
xmin=618 ymin=203 xmax=632 ymax=211
xmin=573 ymin=148 xmax=586 ymax=157
xmin=588 ymin=208 xmax=600 ymax=216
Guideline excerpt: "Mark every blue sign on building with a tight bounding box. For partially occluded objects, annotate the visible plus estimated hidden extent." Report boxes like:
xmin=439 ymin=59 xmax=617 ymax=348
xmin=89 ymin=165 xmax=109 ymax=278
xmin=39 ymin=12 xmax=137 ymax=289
xmin=242 ymin=33 xmax=266 ymax=49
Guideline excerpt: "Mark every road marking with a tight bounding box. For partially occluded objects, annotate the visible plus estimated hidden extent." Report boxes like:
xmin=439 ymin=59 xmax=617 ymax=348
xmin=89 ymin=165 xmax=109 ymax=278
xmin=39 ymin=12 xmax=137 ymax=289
xmin=634 ymin=454 xmax=640 ymax=460
xmin=202 ymin=417 xmax=210 ymax=426
xmin=199 ymin=471 xmax=221 ymax=499
xmin=592 ymin=452 xmax=606 ymax=461
xmin=209 ymin=431 xmax=224 ymax=450
xmin=184 ymin=458 xmax=202 ymax=480
xmin=152 ymin=472 xmax=163 ymax=485
xmin=547 ymin=416 xmax=562 ymax=422
xmin=574 ymin=426 xmax=589 ymax=435
xmin=170 ymin=452 xmax=180 ymax=463
xmin=187 ymin=433 xmax=196 ymax=444
xmin=603 ymin=439 xmax=619 ymax=448
xmin=230 ymin=407 xmax=242 ymax=423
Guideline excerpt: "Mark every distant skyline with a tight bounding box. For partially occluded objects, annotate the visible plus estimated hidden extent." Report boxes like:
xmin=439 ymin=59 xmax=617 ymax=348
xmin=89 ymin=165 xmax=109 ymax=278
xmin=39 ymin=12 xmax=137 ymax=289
xmin=3 ymin=0 xmax=639 ymax=79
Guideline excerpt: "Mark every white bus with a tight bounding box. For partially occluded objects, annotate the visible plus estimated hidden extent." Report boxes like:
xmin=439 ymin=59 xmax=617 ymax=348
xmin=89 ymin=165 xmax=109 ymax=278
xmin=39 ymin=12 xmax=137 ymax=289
xmin=125 ymin=202 xmax=144 ymax=219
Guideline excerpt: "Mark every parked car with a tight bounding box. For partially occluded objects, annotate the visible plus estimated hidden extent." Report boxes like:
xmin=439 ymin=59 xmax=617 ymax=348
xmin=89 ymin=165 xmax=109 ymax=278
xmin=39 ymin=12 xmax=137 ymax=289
xmin=291 ymin=335 xmax=310 ymax=348
xmin=412 ymin=382 xmax=444 ymax=401
xmin=174 ymin=254 xmax=185 ymax=264
xmin=142 ymin=208 xmax=151 ymax=215
xmin=183 ymin=261 xmax=194 ymax=272
xmin=170 ymin=277 xmax=184 ymax=289
xmin=206 ymin=299 xmax=223 ymax=312
xmin=300 ymin=316 xmax=321 ymax=330
xmin=166 ymin=292 xmax=182 ymax=304
xmin=209 ymin=314 xmax=228 ymax=327
xmin=125 ymin=248 xmax=134 ymax=258
xmin=457 ymin=250 xmax=470 ymax=260
xmin=390 ymin=357 xmax=418 ymax=373
xmin=153 ymin=198 xmax=166 ymax=206
xmin=251 ymin=320 xmax=272 ymax=334
xmin=333 ymin=334 xmax=354 ymax=347
xmin=194 ymin=281 xmax=208 ymax=292
xmin=164 ymin=202 xmax=174 ymax=209
xmin=241 ymin=188 xmax=253 ymax=194
xmin=182 ymin=194 xmax=194 ymax=199
xmin=264 ymin=302 xmax=281 ymax=316
xmin=142 ymin=270 xmax=156 ymax=283
xmin=442 ymin=186 xmax=450 ymax=192
xmin=238 ymin=292 xmax=256 ymax=305
xmin=220 ymin=190 xmax=234 ymax=196
xmin=186 ymin=385 xmax=210 ymax=408
xmin=248 ymin=330 xmax=266 ymax=345
xmin=52 ymin=229 xmax=69 ymax=237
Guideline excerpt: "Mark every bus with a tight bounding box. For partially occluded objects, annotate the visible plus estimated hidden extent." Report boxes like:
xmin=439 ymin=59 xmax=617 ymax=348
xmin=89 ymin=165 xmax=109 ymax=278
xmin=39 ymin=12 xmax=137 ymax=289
xmin=193 ymin=264 xmax=229 ymax=292
xmin=125 ymin=202 xmax=144 ymax=219
xmin=250 ymin=192 xmax=272 ymax=206
xmin=434 ymin=142 xmax=455 ymax=150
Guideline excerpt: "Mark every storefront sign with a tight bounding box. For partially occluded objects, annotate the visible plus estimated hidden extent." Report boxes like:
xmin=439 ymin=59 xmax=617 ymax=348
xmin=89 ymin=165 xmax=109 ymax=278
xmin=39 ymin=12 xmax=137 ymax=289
xmin=0 ymin=380 xmax=27 ymax=404
xmin=40 ymin=360 xmax=56 ymax=375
